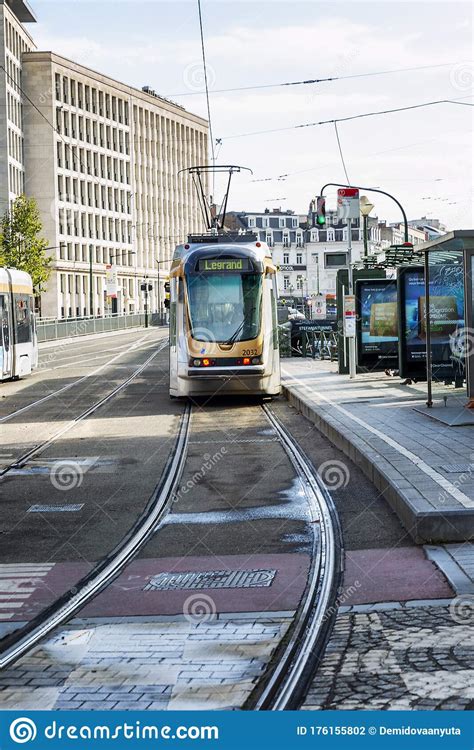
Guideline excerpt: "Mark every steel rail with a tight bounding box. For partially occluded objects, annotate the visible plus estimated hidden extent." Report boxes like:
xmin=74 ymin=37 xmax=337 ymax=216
xmin=0 ymin=403 xmax=192 ymax=671
xmin=252 ymin=404 xmax=343 ymax=710
xmin=1 ymin=332 xmax=164 ymax=424
xmin=0 ymin=339 xmax=169 ymax=477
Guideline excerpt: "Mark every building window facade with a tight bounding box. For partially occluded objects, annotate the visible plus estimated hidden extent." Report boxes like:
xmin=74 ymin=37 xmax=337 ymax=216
xmin=325 ymin=252 xmax=348 ymax=268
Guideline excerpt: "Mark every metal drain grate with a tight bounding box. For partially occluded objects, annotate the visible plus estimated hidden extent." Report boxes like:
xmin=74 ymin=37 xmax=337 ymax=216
xmin=27 ymin=504 xmax=84 ymax=513
xmin=439 ymin=464 xmax=473 ymax=474
xmin=144 ymin=568 xmax=277 ymax=591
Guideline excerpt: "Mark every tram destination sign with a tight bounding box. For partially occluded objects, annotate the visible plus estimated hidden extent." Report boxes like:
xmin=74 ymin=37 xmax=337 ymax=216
xmin=197 ymin=258 xmax=251 ymax=272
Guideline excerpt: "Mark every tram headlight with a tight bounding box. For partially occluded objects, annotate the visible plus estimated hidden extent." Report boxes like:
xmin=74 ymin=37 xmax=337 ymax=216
xmin=251 ymin=357 xmax=260 ymax=365
xmin=193 ymin=359 xmax=201 ymax=366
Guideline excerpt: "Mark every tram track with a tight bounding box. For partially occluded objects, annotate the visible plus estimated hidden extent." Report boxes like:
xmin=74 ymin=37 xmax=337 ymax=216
xmin=0 ymin=403 xmax=191 ymax=671
xmin=0 ymin=337 xmax=169 ymax=477
xmin=1 ymin=331 xmax=165 ymax=424
xmin=0 ymin=395 xmax=343 ymax=711
xmin=249 ymin=404 xmax=343 ymax=709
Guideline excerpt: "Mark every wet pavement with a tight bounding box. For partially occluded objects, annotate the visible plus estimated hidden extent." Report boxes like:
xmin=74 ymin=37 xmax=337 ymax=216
xmin=1 ymin=334 xmax=472 ymax=711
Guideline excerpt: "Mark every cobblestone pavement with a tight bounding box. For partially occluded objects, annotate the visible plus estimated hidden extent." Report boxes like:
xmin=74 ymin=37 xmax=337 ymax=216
xmin=0 ymin=616 xmax=291 ymax=711
xmin=303 ymin=603 xmax=474 ymax=710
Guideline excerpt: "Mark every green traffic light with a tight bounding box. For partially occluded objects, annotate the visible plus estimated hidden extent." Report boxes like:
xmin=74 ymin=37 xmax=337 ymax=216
xmin=317 ymin=216 xmax=325 ymax=225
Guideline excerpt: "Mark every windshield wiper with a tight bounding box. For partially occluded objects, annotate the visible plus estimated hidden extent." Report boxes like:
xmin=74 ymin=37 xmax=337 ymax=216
xmin=224 ymin=319 xmax=245 ymax=345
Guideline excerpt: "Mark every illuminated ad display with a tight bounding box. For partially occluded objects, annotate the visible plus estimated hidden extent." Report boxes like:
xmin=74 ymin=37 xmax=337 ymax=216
xmin=398 ymin=264 xmax=464 ymax=380
xmin=356 ymin=279 xmax=399 ymax=370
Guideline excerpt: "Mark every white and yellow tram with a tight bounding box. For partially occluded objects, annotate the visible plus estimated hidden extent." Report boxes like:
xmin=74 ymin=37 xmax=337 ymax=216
xmin=169 ymin=235 xmax=281 ymax=398
xmin=0 ymin=268 xmax=38 ymax=380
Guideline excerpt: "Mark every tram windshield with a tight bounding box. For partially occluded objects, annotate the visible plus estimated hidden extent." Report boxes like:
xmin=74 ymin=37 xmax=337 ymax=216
xmin=187 ymin=272 xmax=262 ymax=343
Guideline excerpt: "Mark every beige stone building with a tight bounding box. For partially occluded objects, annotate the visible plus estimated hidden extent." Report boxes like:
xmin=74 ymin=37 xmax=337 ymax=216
xmin=0 ymin=1 xmax=36 ymax=212
xmin=1 ymin=1 xmax=208 ymax=317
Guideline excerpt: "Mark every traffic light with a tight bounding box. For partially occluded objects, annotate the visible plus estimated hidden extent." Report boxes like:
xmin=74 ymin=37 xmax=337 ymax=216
xmin=316 ymin=196 xmax=326 ymax=226
xmin=164 ymin=298 xmax=170 ymax=309
xmin=164 ymin=281 xmax=171 ymax=294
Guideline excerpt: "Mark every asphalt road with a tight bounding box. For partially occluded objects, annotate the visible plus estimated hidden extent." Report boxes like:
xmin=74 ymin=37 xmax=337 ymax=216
xmin=0 ymin=334 xmax=461 ymax=712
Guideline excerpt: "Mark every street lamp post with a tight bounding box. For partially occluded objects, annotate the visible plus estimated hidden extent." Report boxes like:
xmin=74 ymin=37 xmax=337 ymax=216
xmin=359 ymin=195 xmax=375 ymax=257
xmin=156 ymin=259 xmax=169 ymax=324
xmin=89 ymin=243 xmax=93 ymax=317
xmin=346 ymin=218 xmax=356 ymax=379
xmin=320 ymin=182 xmax=408 ymax=242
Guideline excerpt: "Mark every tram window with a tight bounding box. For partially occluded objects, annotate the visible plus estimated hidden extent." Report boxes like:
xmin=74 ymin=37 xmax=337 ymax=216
xmin=187 ymin=273 xmax=262 ymax=343
xmin=14 ymin=294 xmax=32 ymax=344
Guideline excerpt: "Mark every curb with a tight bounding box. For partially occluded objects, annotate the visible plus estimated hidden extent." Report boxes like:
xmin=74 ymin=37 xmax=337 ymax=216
xmin=282 ymin=384 xmax=474 ymax=544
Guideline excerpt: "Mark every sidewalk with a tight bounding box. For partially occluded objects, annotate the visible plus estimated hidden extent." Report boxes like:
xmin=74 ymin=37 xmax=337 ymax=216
xmin=281 ymin=359 xmax=474 ymax=544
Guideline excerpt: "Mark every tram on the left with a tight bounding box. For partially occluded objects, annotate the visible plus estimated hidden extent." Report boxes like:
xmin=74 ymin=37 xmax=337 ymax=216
xmin=0 ymin=268 xmax=38 ymax=380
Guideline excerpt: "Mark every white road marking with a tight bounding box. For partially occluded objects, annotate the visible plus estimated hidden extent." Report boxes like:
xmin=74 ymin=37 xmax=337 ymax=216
xmin=0 ymin=564 xmax=55 ymax=620
xmin=282 ymin=368 xmax=474 ymax=509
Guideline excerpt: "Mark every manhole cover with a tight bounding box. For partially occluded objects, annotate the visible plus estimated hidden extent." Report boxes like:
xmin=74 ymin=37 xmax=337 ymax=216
xmin=144 ymin=569 xmax=277 ymax=591
xmin=439 ymin=464 xmax=472 ymax=474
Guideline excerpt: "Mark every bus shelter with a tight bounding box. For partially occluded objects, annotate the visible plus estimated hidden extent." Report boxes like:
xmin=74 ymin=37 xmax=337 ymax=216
xmin=419 ymin=230 xmax=474 ymax=410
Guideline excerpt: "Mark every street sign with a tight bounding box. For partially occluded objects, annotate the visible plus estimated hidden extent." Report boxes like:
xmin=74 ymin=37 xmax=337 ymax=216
xmin=105 ymin=264 xmax=118 ymax=299
xmin=343 ymin=293 xmax=356 ymax=337
xmin=312 ymin=294 xmax=327 ymax=319
xmin=337 ymin=188 xmax=360 ymax=221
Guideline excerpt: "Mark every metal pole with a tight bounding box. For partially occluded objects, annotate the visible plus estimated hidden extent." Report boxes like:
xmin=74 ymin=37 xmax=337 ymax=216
xmin=424 ymin=251 xmax=433 ymax=407
xmin=347 ymin=218 xmax=356 ymax=379
xmin=89 ymin=244 xmax=93 ymax=317
xmin=363 ymin=214 xmax=368 ymax=257
xmin=144 ymin=281 xmax=149 ymax=329
xmin=157 ymin=270 xmax=161 ymax=325
xmin=321 ymin=182 xmax=409 ymax=243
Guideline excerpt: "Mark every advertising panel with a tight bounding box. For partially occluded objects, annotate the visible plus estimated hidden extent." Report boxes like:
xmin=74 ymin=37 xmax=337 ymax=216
xmin=398 ymin=264 xmax=464 ymax=380
xmin=343 ymin=294 xmax=356 ymax=337
xmin=356 ymin=279 xmax=398 ymax=370
xmin=105 ymin=265 xmax=118 ymax=299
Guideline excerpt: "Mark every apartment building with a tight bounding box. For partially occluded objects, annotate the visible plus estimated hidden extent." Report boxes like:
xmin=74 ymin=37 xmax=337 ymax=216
xmin=378 ymin=220 xmax=427 ymax=249
xmin=0 ymin=0 xmax=36 ymax=212
xmin=1 ymin=2 xmax=209 ymax=317
xmin=228 ymin=207 xmax=380 ymax=304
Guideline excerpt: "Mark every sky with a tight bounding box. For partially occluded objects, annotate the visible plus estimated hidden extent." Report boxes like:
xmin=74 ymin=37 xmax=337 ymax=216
xmin=30 ymin=0 xmax=474 ymax=227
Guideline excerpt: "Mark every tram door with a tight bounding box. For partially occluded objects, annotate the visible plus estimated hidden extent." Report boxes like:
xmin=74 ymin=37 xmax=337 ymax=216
xmin=0 ymin=294 xmax=13 ymax=379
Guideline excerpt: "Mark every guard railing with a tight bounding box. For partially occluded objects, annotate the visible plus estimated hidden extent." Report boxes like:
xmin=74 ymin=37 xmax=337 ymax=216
xmin=36 ymin=312 xmax=167 ymax=342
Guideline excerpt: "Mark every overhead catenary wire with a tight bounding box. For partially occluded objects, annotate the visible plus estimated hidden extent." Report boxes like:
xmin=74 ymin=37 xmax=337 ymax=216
xmin=167 ymin=60 xmax=471 ymax=97
xmin=196 ymin=0 xmax=216 ymax=199
xmin=333 ymin=122 xmax=350 ymax=184
xmin=220 ymin=95 xmax=474 ymax=140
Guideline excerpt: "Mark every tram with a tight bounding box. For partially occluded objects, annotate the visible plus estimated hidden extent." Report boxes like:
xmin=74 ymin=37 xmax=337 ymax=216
xmin=0 ymin=268 xmax=38 ymax=380
xmin=169 ymin=234 xmax=281 ymax=398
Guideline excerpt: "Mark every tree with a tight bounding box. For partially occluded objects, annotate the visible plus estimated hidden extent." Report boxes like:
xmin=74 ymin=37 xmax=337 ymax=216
xmin=0 ymin=195 xmax=52 ymax=291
